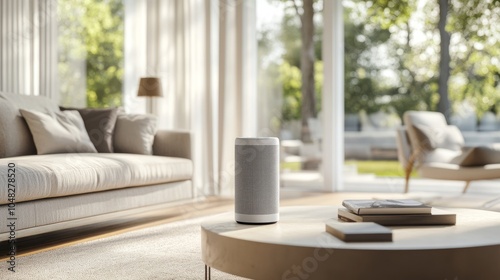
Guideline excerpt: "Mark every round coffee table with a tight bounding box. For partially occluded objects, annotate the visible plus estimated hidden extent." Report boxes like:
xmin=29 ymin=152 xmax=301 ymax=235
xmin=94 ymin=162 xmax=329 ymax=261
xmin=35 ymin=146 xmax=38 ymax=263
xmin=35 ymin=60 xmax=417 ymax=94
xmin=201 ymin=206 xmax=500 ymax=280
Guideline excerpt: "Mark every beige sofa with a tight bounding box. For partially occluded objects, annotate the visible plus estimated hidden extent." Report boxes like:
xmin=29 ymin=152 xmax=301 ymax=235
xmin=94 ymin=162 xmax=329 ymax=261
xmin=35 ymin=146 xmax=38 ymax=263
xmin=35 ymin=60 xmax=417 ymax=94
xmin=0 ymin=92 xmax=193 ymax=240
xmin=396 ymin=110 xmax=500 ymax=193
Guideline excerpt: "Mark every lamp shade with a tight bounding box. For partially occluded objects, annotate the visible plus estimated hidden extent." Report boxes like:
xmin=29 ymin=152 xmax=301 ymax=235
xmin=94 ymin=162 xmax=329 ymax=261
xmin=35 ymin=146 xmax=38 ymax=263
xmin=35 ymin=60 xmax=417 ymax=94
xmin=137 ymin=77 xmax=163 ymax=97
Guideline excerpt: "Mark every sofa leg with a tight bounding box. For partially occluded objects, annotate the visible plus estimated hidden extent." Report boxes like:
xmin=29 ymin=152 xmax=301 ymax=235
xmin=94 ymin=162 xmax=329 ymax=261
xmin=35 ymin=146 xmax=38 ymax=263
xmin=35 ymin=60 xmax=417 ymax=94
xmin=462 ymin=181 xmax=471 ymax=193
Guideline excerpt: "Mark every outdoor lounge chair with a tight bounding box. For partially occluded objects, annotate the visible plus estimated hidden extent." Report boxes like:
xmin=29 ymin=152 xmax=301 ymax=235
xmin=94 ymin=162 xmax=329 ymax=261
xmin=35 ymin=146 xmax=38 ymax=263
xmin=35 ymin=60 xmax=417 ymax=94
xmin=396 ymin=111 xmax=500 ymax=193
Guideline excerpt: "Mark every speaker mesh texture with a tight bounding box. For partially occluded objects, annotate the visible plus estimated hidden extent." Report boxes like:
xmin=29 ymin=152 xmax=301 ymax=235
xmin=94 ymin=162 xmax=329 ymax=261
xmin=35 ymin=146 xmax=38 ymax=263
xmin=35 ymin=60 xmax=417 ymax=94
xmin=235 ymin=144 xmax=279 ymax=215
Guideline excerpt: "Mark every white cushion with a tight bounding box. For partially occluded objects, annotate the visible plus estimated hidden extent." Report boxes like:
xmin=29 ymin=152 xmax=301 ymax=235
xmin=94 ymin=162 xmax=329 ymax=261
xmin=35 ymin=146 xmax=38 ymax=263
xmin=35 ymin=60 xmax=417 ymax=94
xmin=423 ymin=148 xmax=461 ymax=164
xmin=436 ymin=125 xmax=464 ymax=151
xmin=404 ymin=111 xmax=464 ymax=153
xmin=113 ymin=114 xmax=157 ymax=155
xmin=451 ymin=144 xmax=500 ymax=166
xmin=20 ymin=109 xmax=97 ymax=154
xmin=0 ymin=153 xmax=193 ymax=204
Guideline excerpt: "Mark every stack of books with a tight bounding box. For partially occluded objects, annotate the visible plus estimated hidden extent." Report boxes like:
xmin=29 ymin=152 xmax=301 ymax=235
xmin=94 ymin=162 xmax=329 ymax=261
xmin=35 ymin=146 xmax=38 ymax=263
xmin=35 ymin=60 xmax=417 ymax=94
xmin=337 ymin=199 xmax=456 ymax=226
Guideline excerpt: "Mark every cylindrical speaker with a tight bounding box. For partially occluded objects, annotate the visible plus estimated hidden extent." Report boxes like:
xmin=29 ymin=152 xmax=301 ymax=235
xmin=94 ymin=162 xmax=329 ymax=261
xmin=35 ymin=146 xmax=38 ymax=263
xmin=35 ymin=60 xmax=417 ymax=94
xmin=235 ymin=137 xmax=279 ymax=224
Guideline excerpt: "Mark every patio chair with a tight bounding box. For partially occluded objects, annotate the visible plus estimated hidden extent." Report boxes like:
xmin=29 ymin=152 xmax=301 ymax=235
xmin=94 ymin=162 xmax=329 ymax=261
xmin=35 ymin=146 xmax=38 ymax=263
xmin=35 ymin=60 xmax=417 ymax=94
xmin=396 ymin=111 xmax=500 ymax=193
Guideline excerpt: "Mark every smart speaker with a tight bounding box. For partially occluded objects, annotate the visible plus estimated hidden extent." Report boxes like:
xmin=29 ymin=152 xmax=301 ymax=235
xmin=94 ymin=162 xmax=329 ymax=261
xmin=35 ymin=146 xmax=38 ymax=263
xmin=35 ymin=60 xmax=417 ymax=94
xmin=235 ymin=137 xmax=279 ymax=224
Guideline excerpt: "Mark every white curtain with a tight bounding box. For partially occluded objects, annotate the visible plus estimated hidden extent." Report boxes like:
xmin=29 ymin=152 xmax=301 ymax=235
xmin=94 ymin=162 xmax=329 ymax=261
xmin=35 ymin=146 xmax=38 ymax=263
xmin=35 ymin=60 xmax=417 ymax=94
xmin=124 ymin=0 xmax=257 ymax=196
xmin=0 ymin=0 xmax=58 ymax=100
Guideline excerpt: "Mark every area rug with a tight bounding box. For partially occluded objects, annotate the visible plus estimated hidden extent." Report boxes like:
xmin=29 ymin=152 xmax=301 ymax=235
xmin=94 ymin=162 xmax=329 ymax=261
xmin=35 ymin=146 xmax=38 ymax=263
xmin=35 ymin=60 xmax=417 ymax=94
xmin=2 ymin=216 xmax=245 ymax=280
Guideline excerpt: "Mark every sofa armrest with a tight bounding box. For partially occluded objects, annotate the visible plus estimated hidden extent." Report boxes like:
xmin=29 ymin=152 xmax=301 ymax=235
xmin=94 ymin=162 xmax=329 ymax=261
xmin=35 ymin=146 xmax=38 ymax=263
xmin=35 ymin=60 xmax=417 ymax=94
xmin=153 ymin=130 xmax=192 ymax=160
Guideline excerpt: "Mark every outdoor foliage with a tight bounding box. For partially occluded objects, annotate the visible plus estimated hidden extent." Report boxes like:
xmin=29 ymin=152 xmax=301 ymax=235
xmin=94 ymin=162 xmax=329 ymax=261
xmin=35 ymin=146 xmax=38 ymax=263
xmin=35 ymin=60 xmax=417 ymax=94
xmin=279 ymin=60 xmax=323 ymax=121
xmin=58 ymin=0 xmax=124 ymax=108
xmin=260 ymin=0 xmax=500 ymax=130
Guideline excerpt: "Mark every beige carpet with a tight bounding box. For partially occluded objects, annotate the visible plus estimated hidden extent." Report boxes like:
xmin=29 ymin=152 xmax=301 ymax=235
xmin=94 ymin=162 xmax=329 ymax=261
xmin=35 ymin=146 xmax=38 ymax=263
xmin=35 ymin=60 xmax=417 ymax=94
xmin=3 ymin=215 xmax=245 ymax=280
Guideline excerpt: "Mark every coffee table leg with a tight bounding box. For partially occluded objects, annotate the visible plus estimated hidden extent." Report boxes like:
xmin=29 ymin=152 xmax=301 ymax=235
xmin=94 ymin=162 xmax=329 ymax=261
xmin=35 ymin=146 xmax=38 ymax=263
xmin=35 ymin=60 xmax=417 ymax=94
xmin=205 ymin=264 xmax=211 ymax=280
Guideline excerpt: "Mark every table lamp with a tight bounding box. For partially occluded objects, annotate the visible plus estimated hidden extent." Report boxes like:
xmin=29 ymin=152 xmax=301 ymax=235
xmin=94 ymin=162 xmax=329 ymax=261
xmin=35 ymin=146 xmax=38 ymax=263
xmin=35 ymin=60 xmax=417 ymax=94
xmin=137 ymin=77 xmax=163 ymax=114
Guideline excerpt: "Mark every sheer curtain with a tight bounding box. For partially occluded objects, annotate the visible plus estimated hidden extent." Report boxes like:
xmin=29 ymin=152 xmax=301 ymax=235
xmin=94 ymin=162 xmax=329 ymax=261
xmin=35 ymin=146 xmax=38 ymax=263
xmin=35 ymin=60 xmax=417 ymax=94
xmin=0 ymin=0 xmax=58 ymax=100
xmin=124 ymin=0 xmax=257 ymax=196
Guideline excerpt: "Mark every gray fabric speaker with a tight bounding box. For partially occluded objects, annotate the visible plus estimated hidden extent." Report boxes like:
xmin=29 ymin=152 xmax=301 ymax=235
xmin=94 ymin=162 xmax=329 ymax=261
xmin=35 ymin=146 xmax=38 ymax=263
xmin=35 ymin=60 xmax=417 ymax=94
xmin=235 ymin=137 xmax=279 ymax=224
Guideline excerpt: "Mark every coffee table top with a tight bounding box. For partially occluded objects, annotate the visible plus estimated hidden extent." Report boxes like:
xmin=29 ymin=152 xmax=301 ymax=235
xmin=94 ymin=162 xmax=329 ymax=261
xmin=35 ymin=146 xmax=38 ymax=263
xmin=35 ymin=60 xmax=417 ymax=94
xmin=201 ymin=206 xmax=500 ymax=279
xmin=202 ymin=206 xmax=500 ymax=250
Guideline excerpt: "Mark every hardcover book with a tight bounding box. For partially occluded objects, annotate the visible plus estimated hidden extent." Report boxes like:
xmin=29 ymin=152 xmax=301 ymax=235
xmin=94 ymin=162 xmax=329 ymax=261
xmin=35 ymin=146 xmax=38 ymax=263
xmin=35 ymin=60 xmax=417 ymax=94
xmin=342 ymin=199 xmax=432 ymax=215
xmin=325 ymin=219 xmax=392 ymax=242
xmin=337 ymin=208 xmax=456 ymax=226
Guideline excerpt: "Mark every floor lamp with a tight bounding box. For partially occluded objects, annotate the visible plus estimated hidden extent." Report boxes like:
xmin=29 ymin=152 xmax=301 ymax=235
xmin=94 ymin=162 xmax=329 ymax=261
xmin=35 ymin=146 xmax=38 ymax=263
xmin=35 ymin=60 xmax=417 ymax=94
xmin=137 ymin=77 xmax=163 ymax=114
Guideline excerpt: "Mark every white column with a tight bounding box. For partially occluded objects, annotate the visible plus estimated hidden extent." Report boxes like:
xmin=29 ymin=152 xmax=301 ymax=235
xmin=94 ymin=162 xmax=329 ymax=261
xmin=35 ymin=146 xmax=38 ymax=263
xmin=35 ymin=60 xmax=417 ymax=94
xmin=203 ymin=0 xmax=219 ymax=196
xmin=322 ymin=0 xmax=344 ymax=192
xmin=237 ymin=0 xmax=257 ymax=137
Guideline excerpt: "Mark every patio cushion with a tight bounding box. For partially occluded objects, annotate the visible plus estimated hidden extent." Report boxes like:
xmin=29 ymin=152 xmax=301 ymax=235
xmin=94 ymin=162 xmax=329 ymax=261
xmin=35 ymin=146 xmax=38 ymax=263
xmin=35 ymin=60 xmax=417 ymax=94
xmin=404 ymin=111 xmax=464 ymax=154
xmin=451 ymin=144 xmax=500 ymax=166
xmin=423 ymin=148 xmax=461 ymax=164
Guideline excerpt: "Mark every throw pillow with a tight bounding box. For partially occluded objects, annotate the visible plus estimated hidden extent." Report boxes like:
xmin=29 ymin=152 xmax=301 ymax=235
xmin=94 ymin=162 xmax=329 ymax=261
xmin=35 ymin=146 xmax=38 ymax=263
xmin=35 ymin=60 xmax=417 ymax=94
xmin=411 ymin=124 xmax=437 ymax=151
xmin=451 ymin=145 xmax=500 ymax=166
xmin=404 ymin=111 xmax=449 ymax=153
xmin=60 ymin=107 xmax=118 ymax=153
xmin=19 ymin=109 xmax=98 ymax=154
xmin=436 ymin=125 xmax=464 ymax=151
xmin=113 ymin=114 xmax=157 ymax=155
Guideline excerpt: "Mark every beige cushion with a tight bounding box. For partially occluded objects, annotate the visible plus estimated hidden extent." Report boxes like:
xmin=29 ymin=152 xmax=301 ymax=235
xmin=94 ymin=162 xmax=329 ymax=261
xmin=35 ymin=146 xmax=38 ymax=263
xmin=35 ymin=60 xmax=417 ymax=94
xmin=404 ymin=111 xmax=464 ymax=153
xmin=0 ymin=153 xmax=193 ymax=204
xmin=436 ymin=125 xmax=464 ymax=151
xmin=20 ymin=109 xmax=97 ymax=154
xmin=0 ymin=92 xmax=60 ymax=158
xmin=404 ymin=111 xmax=447 ymax=152
xmin=410 ymin=125 xmax=436 ymax=151
xmin=424 ymin=148 xmax=461 ymax=164
xmin=114 ymin=114 xmax=157 ymax=155
xmin=451 ymin=144 xmax=500 ymax=166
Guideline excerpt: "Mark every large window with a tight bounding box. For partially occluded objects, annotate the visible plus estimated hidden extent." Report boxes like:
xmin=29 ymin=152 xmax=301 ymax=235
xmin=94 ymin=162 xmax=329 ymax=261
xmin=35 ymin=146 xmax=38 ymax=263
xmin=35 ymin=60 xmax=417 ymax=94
xmin=257 ymin=0 xmax=500 ymax=189
xmin=58 ymin=0 xmax=124 ymax=108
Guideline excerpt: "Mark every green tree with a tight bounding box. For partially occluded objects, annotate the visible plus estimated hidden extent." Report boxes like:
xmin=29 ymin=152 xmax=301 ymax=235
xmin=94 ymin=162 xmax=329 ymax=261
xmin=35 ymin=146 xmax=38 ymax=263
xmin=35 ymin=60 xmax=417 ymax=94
xmin=447 ymin=0 xmax=500 ymax=117
xmin=372 ymin=0 xmax=500 ymax=119
xmin=279 ymin=60 xmax=323 ymax=121
xmin=269 ymin=0 xmax=500 ymax=132
xmin=58 ymin=0 xmax=124 ymax=108
xmin=278 ymin=0 xmax=319 ymax=142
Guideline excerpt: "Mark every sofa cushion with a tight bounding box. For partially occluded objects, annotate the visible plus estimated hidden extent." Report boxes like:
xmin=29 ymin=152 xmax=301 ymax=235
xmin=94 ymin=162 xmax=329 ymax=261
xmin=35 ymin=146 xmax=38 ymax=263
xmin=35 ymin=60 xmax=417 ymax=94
xmin=0 ymin=92 xmax=60 ymax=158
xmin=114 ymin=114 xmax=157 ymax=155
xmin=20 ymin=109 xmax=98 ymax=154
xmin=0 ymin=153 xmax=193 ymax=204
xmin=60 ymin=107 xmax=118 ymax=153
